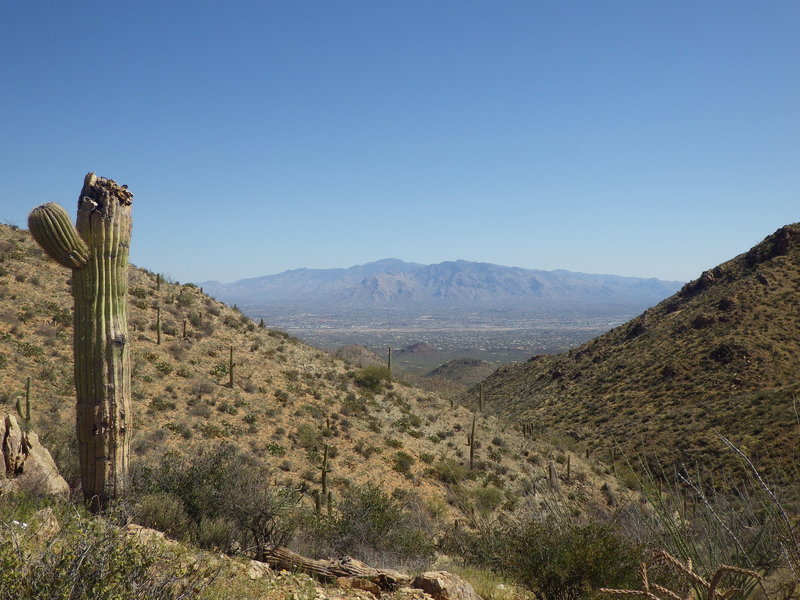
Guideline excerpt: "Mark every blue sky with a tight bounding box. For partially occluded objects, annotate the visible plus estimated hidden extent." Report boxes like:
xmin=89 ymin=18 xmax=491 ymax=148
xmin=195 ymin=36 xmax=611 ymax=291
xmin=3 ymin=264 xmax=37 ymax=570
xmin=1 ymin=1 xmax=797 ymax=283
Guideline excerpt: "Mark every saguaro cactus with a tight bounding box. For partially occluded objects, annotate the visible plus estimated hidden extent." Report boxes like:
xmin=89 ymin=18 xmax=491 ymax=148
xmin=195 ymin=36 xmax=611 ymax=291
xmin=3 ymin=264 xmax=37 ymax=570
xmin=229 ymin=345 xmax=235 ymax=387
xmin=467 ymin=415 xmax=476 ymax=471
xmin=28 ymin=173 xmax=133 ymax=512
xmin=16 ymin=376 xmax=31 ymax=428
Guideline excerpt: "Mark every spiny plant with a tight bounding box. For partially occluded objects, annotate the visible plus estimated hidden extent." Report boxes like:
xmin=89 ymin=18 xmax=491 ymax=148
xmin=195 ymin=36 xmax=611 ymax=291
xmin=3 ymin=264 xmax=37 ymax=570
xmin=156 ymin=304 xmax=162 ymax=345
xmin=467 ymin=415 xmax=476 ymax=471
xmin=229 ymin=345 xmax=235 ymax=387
xmin=15 ymin=376 xmax=31 ymax=428
xmin=28 ymin=173 xmax=133 ymax=512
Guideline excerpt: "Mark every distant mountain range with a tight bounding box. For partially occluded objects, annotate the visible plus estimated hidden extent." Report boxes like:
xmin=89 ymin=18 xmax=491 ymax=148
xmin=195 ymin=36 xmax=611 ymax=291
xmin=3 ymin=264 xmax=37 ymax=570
xmin=199 ymin=259 xmax=683 ymax=312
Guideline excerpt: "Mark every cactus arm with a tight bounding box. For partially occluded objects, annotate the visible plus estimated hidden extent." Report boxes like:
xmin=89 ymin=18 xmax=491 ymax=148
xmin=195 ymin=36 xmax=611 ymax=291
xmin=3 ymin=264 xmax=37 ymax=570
xmin=28 ymin=203 xmax=89 ymax=269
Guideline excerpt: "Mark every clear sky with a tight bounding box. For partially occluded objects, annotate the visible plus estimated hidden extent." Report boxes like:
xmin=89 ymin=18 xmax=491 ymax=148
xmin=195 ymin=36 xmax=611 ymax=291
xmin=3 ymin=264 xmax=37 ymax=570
xmin=1 ymin=1 xmax=797 ymax=284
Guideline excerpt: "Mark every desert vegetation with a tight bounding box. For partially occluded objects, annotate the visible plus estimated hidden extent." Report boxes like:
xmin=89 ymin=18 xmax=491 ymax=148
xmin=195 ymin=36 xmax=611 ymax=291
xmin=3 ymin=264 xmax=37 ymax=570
xmin=1 ymin=193 xmax=798 ymax=600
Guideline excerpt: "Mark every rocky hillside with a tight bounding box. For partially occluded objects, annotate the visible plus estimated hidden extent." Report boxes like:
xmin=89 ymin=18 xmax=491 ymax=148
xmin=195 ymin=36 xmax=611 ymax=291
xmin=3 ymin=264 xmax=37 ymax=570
xmin=463 ymin=224 xmax=800 ymax=486
xmin=334 ymin=344 xmax=386 ymax=368
xmin=0 ymin=224 xmax=627 ymax=542
xmin=425 ymin=359 xmax=497 ymax=388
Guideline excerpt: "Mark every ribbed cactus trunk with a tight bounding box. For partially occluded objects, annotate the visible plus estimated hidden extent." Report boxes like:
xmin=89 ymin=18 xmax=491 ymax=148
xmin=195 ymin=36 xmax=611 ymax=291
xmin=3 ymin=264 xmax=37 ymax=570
xmin=28 ymin=173 xmax=132 ymax=512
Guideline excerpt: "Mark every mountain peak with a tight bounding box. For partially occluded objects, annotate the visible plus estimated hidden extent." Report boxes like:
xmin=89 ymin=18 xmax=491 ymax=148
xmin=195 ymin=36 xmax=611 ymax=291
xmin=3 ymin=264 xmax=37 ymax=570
xmin=200 ymin=258 xmax=683 ymax=311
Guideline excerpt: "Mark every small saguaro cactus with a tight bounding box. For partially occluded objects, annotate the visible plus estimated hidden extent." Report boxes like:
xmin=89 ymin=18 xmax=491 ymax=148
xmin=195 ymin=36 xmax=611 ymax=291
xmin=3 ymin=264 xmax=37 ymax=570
xmin=28 ymin=173 xmax=133 ymax=512
xmin=16 ymin=376 xmax=31 ymax=427
xmin=320 ymin=443 xmax=331 ymax=499
xmin=387 ymin=346 xmax=392 ymax=381
xmin=156 ymin=304 xmax=162 ymax=345
xmin=548 ymin=460 xmax=560 ymax=490
xmin=467 ymin=415 xmax=476 ymax=471
xmin=478 ymin=382 xmax=483 ymax=413
xmin=229 ymin=345 xmax=235 ymax=387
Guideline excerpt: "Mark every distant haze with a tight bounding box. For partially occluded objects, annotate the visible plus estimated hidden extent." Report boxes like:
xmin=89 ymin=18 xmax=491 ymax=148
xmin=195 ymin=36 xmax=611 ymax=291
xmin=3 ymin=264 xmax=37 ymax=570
xmin=200 ymin=258 xmax=683 ymax=314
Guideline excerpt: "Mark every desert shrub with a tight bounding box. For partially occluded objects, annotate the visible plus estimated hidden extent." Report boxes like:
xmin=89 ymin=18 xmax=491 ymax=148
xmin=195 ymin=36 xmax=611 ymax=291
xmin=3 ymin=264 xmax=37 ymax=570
xmin=0 ymin=497 xmax=214 ymax=599
xmin=136 ymin=492 xmax=192 ymax=539
xmin=149 ymin=397 xmax=176 ymax=412
xmin=132 ymin=444 xmax=299 ymax=558
xmin=432 ymin=459 xmax=469 ymax=484
xmin=296 ymin=424 xmax=320 ymax=450
xmin=315 ymin=483 xmax=434 ymax=567
xmin=341 ymin=393 xmax=368 ymax=417
xmin=196 ymin=517 xmax=237 ymax=553
xmin=265 ymin=442 xmax=286 ymax=457
xmin=393 ymin=451 xmax=415 ymax=476
xmin=191 ymin=380 xmax=215 ymax=397
xmin=354 ymin=366 xmax=390 ymax=393
xmin=504 ymin=521 xmax=642 ymax=600
xmin=443 ymin=518 xmax=641 ymax=600
xmin=471 ymin=485 xmax=504 ymax=514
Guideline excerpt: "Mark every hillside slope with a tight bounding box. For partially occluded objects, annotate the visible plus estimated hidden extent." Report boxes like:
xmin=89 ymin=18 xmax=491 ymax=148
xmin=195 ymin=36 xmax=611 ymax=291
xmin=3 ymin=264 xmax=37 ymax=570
xmin=463 ymin=224 xmax=800 ymax=483
xmin=0 ymin=224 xmax=624 ymax=539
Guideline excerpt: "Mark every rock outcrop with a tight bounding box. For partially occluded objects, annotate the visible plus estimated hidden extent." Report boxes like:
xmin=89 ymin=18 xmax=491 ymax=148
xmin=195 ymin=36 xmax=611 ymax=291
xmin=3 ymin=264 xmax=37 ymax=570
xmin=413 ymin=571 xmax=483 ymax=600
xmin=0 ymin=414 xmax=69 ymax=497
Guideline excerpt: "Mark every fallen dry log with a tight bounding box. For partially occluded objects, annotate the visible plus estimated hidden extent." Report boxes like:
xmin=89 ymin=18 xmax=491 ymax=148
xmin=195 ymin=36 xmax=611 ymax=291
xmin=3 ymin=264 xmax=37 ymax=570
xmin=262 ymin=546 xmax=411 ymax=590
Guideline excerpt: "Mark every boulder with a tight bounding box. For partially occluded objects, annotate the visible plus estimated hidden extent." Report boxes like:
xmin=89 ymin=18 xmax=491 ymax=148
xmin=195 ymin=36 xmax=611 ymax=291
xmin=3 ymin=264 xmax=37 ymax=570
xmin=413 ymin=571 xmax=482 ymax=600
xmin=247 ymin=560 xmax=271 ymax=580
xmin=31 ymin=507 xmax=61 ymax=541
xmin=336 ymin=576 xmax=382 ymax=597
xmin=1 ymin=414 xmax=69 ymax=497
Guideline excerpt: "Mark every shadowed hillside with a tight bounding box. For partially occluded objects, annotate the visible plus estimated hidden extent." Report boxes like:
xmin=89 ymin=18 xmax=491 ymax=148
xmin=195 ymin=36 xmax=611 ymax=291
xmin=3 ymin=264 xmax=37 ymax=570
xmin=462 ymin=224 xmax=800 ymax=487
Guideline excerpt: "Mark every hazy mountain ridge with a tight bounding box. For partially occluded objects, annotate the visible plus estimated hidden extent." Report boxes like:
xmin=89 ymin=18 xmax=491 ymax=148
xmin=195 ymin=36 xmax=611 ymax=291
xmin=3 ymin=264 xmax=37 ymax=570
xmin=462 ymin=223 xmax=800 ymax=484
xmin=200 ymin=258 xmax=683 ymax=310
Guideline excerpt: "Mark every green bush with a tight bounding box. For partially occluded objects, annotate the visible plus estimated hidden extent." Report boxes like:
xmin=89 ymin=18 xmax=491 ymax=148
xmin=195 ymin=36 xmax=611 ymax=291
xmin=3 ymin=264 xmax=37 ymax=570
xmin=136 ymin=492 xmax=192 ymax=539
xmin=432 ymin=459 xmax=468 ymax=484
xmin=505 ymin=521 xmax=641 ymax=600
xmin=0 ymin=500 xmax=213 ymax=599
xmin=132 ymin=444 xmax=300 ymax=559
xmin=195 ymin=517 xmax=238 ymax=553
xmin=443 ymin=518 xmax=641 ymax=600
xmin=393 ymin=451 xmax=415 ymax=476
xmin=354 ymin=366 xmax=391 ymax=393
xmin=471 ymin=485 xmax=504 ymax=514
xmin=311 ymin=483 xmax=434 ymax=566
